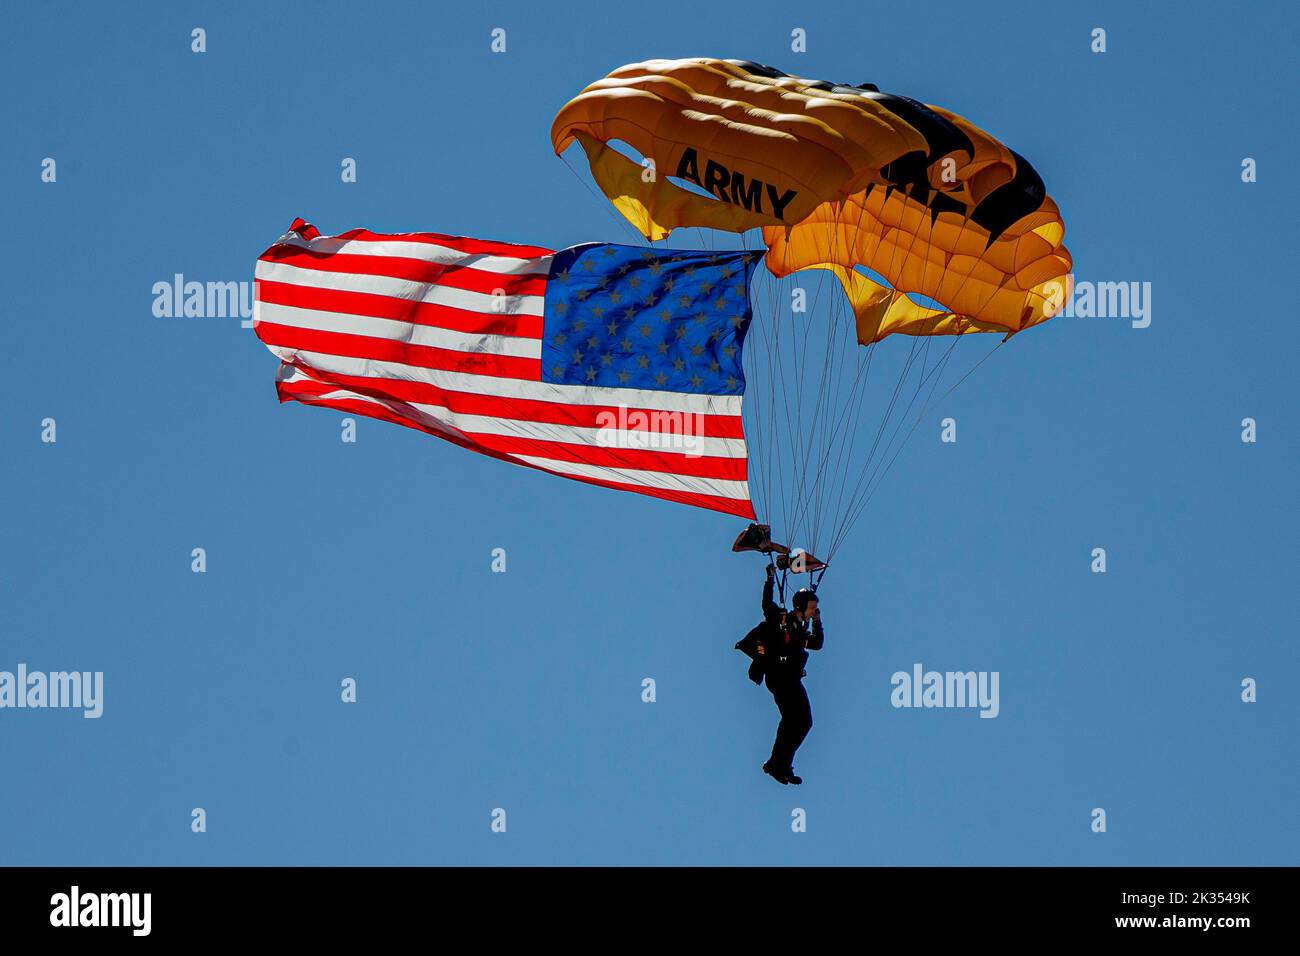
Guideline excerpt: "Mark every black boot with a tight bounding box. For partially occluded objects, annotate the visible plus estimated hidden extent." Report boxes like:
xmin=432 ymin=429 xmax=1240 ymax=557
xmin=762 ymin=760 xmax=790 ymax=785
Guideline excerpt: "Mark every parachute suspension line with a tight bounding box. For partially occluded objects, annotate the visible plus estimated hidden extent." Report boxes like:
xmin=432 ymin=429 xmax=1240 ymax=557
xmin=831 ymin=339 xmax=1006 ymax=556
xmin=814 ymin=206 xmax=864 ymax=549
xmin=852 ymin=336 xmax=962 ymax=514
xmin=814 ymin=342 xmax=876 ymax=531
xmin=821 ymin=332 xmax=931 ymax=561
xmin=768 ymin=259 xmax=792 ymax=545
xmin=774 ymin=199 xmax=860 ymax=556
xmin=752 ymin=237 xmax=793 ymax=544
xmin=815 ymin=339 xmax=882 ymax=560
xmin=829 ymin=330 xmax=961 ymax=559
xmin=778 ymin=193 xmax=886 ymax=561
xmin=751 ymin=202 xmax=846 ymax=558
xmin=759 ymin=267 xmax=800 ymax=546
xmin=798 ymin=275 xmax=841 ymax=550
xmin=797 ymin=195 xmax=879 ymax=554
xmin=823 ymin=190 xmax=1008 ymax=560
xmin=759 ymin=183 xmax=977 ymax=566
xmin=742 ymin=229 xmax=778 ymax=529
xmin=833 ymin=334 xmax=957 ymax=554
xmin=751 ymin=245 xmax=789 ymax=541
xmin=740 ymin=234 xmax=777 ymax=533
xmin=818 ymin=190 xmax=948 ymax=560
xmin=738 ymin=229 xmax=763 ymax=517
xmin=753 ymin=230 xmax=786 ymax=541
xmin=836 ymin=183 xmax=1019 ymax=526
xmin=775 ymin=275 xmax=822 ymax=549
xmin=764 ymin=203 xmax=1002 ymax=567
xmin=762 ymin=266 xmax=787 ymax=542
xmin=798 ymin=218 xmax=856 ymax=551
xmin=782 ymin=257 xmax=838 ymax=550
xmin=558 ymin=151 xmax=652 ymax=248
xmin=746 ymin=183 xmax=838 ymax=557
xmin=759 ymin=231 xmax=774 ymax=538
xmin=772 ymin=269 xmax=800 ymax=547
xmin=819 ymin=189 xmax=961 ymax=557
xmin=741 ymin=225 xmax=793 ymax=545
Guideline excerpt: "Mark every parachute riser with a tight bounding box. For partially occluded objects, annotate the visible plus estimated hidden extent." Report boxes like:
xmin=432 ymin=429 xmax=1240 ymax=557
xmin=812 ymin=565 xmax=828 ymax=593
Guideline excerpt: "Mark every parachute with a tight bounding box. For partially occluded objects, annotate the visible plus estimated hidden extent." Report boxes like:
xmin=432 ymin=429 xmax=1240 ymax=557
xmin=553 ymin=58 xmax=1072 ymax=563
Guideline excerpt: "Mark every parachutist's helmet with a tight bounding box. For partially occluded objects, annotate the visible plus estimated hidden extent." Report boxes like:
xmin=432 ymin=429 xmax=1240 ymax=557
xmin=792 ymin=589 xmax=818 ymax=612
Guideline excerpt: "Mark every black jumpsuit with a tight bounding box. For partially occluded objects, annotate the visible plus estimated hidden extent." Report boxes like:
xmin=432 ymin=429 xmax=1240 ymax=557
xmin=760 ymin=578 xmax=824 ymax=772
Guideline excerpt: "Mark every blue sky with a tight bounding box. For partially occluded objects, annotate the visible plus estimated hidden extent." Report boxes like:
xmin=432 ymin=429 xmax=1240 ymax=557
xmin=1 ymin=1 xmax=1295 ymax=865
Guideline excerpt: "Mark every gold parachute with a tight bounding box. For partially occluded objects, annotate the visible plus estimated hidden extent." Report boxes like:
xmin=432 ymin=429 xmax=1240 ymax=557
xmin=552 ymin=58 xmax=1071 ymax=344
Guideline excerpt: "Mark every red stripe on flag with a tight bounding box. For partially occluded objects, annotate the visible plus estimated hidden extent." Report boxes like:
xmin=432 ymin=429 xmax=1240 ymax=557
xmin=256 ymin=323 xmax=540 ymax=380
xmin=462 ymin=432 xmax=749 ymax=481
xmin=256 ymin=279 xmax=544 ymax=338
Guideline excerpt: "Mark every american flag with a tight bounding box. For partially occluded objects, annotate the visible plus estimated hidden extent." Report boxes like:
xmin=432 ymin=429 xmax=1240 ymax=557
xmin=253 ymin=219 xmax=759 ymax=517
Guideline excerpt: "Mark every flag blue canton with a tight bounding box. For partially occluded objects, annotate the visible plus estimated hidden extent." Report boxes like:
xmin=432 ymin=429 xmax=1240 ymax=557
xmin=541 ymin=243 xmax=759 ymax=395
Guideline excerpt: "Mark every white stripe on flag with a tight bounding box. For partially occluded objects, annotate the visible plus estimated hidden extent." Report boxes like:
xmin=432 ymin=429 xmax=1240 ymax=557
xmin=254 ymin=260 xmax=547 ymax=317
xmin=255 ymin=301 xmax=543 ymax=359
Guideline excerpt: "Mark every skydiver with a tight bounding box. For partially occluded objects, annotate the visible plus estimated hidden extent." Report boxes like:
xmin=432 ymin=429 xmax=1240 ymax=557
xmin=753 ymin=564 xmax=824 ymax=785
